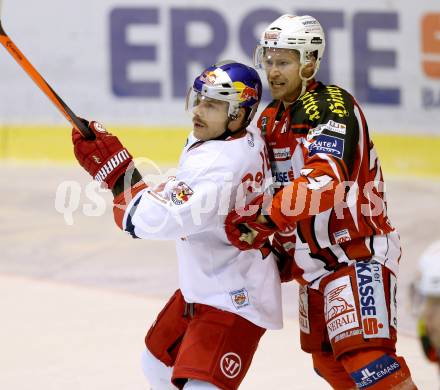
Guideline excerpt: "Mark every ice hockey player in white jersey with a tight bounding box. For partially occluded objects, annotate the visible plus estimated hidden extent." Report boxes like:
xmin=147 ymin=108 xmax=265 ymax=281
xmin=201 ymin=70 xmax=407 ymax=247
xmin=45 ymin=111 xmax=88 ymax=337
xmin=71 ymin=61 xmax=282 ymax=390
xmin=414 ymin=242 xmax=440 ymax=382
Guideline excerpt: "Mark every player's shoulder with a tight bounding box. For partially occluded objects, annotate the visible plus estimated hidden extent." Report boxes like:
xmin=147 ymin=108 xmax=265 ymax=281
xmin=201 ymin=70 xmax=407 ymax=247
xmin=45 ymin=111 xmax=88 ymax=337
xmin=212 ymin=126 xmax=265 ymax=169
xmin=311 ymin=82 xmax=354 ymax=101
xmin=182 ymin=129 xmax=263 ymax=176
xmin=296 ymin=82 xmax=357 ymax=124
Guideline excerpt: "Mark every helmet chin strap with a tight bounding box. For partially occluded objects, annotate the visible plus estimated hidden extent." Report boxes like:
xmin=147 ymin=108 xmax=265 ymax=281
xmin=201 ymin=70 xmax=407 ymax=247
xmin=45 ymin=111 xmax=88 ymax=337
xmin=298 ymin=63 xmax=318 ymax=99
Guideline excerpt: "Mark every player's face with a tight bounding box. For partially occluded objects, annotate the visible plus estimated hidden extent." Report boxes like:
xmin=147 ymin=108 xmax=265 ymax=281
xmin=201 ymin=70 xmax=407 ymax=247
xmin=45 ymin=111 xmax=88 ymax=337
xmin=262 ymin=48 xmax=302 ymax=104
xmin=192 ymin=96 xmax=229 ymax=140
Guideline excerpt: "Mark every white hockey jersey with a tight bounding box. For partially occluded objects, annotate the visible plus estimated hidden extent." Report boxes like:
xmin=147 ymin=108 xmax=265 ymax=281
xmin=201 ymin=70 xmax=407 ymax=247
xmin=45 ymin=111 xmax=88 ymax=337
xmin=114 ymin=126 xmax=282 ymax=330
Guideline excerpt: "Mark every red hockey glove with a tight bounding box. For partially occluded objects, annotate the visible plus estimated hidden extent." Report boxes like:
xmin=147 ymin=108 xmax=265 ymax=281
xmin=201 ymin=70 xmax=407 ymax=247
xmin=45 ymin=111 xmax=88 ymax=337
xmin=225 ymin=194 xmax=277 ymax=250
xmin=72 ymin=121 xmax=133 ymax=189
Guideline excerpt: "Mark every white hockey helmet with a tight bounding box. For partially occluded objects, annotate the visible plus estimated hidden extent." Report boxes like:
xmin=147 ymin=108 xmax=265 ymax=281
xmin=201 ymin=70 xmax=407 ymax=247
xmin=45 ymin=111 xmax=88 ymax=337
xmin=254 ymin=14 xmax=326 ymax=78
xmin=418 ymin=241 xmax=440 ymax=296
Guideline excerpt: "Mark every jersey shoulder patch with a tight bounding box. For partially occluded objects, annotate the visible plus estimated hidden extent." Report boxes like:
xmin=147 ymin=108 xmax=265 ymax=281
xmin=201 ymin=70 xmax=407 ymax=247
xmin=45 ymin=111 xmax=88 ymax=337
xmin=170 ymin=181 xmax=194 ymax=205
xmin=306 ymin=119 xmax=347 ymax=141
xmin=308 ymin=134 xmax=345 ymax=159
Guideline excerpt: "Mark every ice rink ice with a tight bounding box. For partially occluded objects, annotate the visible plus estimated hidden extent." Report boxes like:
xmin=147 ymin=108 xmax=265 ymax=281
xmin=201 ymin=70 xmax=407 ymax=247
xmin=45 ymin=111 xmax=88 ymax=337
xmin=1 ymin=164 xmax=439 ymax=389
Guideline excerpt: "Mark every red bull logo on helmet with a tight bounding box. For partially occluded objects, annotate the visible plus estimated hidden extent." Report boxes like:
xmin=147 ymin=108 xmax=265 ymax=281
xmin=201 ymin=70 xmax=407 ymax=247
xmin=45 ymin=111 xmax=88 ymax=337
xmin=199 ymin=70 xmax=217 ymax=85
xmin=233 ymin=81 xmax=258 ymax=102
xmin=242 ymin=86 xmax=258 ymax=101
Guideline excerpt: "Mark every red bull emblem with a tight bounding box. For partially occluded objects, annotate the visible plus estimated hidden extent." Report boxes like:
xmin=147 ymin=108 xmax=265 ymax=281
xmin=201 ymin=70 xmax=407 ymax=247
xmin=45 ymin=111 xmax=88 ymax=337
xmin=200 ymin=71 xmax=216 ymax=85
xmin=234 ymin=293 xmax=246 ymax=306
xmin=171 ymin=182 xmax=194 ymax=205
xmin=241 ymin=86 xmax=258 ymax=101
xmin=229 ymin=288 xmax=249 ymax=309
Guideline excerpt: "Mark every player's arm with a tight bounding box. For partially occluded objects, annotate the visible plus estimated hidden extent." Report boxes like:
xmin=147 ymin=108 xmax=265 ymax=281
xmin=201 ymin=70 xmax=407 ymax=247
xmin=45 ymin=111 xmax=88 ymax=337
xmin=71 ymin=121 xmax=224 ymax=240
xmin=267 ymin=99 xmax=359 ymax=231
xmin=113 ymin=175 xmax=223 ymax=240
xmin=226 ymin=98 xmax=359 ymax=249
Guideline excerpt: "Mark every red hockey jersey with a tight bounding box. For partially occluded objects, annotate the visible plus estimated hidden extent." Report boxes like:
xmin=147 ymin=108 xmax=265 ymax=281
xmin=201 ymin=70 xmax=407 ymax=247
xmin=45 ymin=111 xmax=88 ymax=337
xmin=259 ymin=81 xmax=401 ymax=287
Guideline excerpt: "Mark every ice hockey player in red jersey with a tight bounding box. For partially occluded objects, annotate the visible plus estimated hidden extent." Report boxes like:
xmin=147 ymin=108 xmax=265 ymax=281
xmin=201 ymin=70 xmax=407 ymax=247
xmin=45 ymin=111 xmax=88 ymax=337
xmin=225 ymin=14 xmax=417 ymax=389
xmin=71 ymin=61 xmax=282 ymax=390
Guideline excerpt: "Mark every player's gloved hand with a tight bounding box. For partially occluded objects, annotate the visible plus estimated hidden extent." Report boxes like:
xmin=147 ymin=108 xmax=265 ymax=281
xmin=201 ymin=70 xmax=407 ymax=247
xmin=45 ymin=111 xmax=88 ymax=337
xmin=272 ymin=229 xmax=297 ymax=282
xmin=72 ymin=120 xmax=133 ymax=189
xmin=225 ymin=194 xmax=277 ymax=250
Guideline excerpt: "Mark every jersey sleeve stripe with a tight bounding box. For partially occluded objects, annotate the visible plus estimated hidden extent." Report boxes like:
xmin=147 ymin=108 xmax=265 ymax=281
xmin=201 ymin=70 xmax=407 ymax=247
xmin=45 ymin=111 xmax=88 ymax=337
xmin=124 ymin=195 xmax=143 ymax=238
xmin=314 ymin=208 xmax=332 ymax=248
xmin=309 ymin=216 xmax=322 ymax=251
xmin=113 ymin=182 xmax=148 ymax=230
